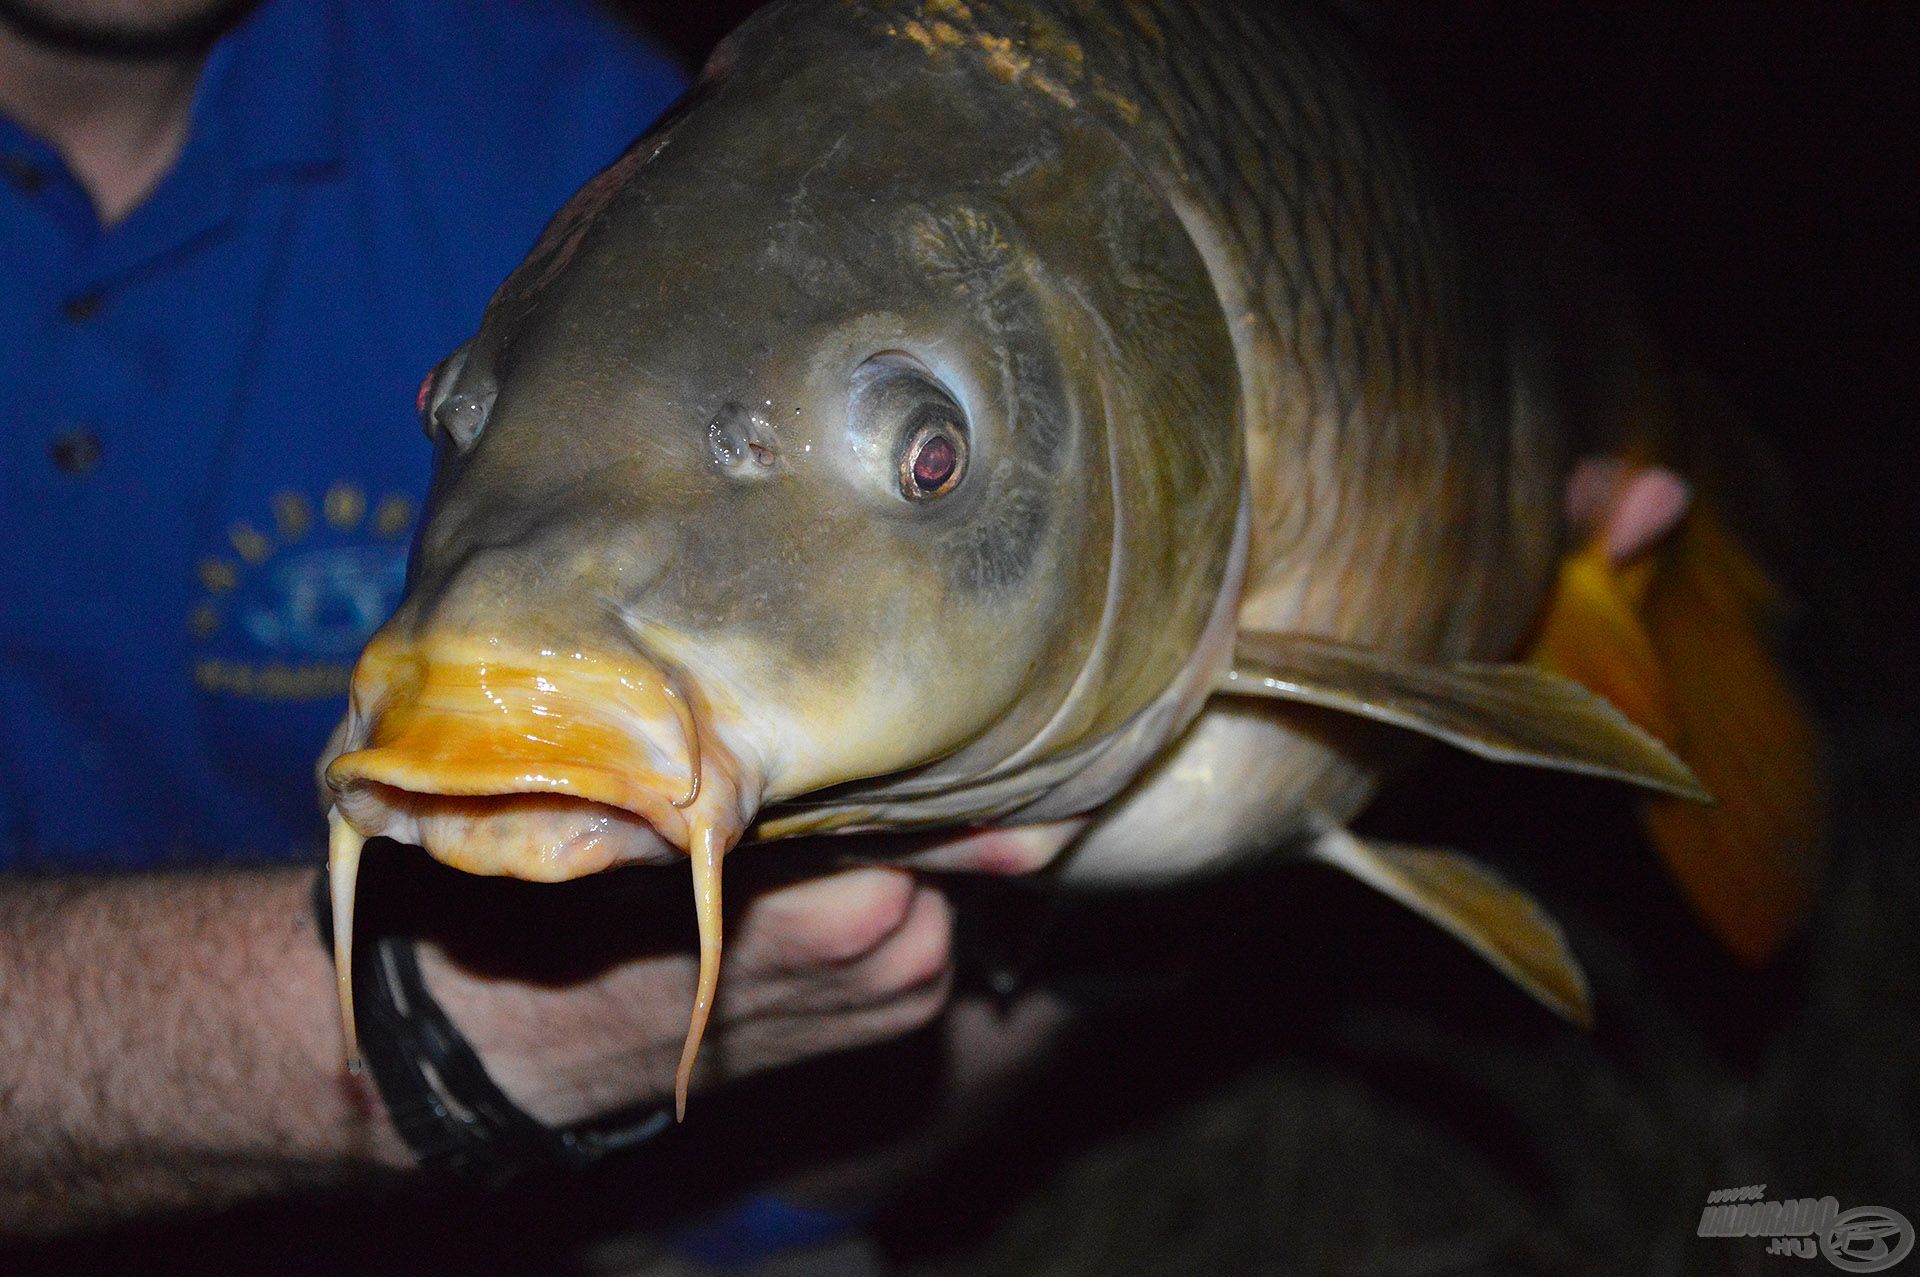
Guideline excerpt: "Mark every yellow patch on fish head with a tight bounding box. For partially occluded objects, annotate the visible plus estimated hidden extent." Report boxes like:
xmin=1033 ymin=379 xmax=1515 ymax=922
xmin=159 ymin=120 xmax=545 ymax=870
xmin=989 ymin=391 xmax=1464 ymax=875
xmin=325 ymin=634 xmax=754 ymax=875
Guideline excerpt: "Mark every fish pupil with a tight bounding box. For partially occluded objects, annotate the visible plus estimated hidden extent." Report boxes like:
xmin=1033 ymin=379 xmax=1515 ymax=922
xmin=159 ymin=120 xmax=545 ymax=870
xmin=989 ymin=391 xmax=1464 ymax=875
xmin=912 ymin=434 xmax=957 ymax=491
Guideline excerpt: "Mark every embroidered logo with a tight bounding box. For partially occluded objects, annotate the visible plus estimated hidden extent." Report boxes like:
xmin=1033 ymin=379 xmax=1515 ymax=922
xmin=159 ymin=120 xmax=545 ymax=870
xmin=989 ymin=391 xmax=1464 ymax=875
xmin=192 ymin=483 xmax=415 ymax=701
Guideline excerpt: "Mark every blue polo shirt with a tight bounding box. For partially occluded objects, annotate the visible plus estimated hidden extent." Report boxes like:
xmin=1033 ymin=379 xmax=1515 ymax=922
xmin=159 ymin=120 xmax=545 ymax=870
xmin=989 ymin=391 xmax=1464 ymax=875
xmin=0 ymin=0 xmax=686 ymax=868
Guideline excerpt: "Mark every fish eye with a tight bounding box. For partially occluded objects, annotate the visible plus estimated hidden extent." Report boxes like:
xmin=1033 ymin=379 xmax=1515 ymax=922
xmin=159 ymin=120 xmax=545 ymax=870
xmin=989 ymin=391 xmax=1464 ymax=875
xmin=418 ymin=344 xmax=495 ymax=453
xmin=899 ymin=402 xmax=967 ymax=499
xmin=848 ymin=354 xmax=972 ymax=503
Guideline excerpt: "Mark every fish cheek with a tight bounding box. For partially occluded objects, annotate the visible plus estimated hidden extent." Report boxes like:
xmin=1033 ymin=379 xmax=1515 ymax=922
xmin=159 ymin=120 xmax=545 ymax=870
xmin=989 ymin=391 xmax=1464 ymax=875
xmin=644 ymin=481 xmax=873 ymax=670
xmin=934 ymin=474 xmax=1053 ymax=595
xmin=919 ymin=275 xmax=1076 ymax=596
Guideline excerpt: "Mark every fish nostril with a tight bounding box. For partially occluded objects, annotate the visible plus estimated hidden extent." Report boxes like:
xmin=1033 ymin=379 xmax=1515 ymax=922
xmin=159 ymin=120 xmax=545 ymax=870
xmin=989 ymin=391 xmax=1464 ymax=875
xmin=707 ymin=401 xmax=779 ymax=474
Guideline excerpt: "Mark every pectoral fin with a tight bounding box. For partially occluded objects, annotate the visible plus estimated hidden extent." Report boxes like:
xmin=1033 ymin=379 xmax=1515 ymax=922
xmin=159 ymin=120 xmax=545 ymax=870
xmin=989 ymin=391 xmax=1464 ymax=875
xmin=1220 ymin=631 xmax=1708 ymax=801
xmin=1309 ymin=827 xmax=1592 ymax=1026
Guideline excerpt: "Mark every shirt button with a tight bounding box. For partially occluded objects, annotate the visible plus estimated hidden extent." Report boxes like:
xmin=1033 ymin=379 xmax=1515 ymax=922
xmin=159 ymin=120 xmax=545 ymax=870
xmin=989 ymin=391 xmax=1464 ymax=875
xmin=1 ymin=151 xmax=46 ymax=195
xmin=49 ymin=427 xmax=103 ymax=475
xmin=62 ymin=291 xmax=105 ymax=323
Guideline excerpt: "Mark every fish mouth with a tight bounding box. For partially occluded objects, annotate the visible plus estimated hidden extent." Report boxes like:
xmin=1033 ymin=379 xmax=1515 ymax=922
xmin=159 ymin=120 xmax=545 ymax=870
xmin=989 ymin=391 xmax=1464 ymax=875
xmin=320 ymin=635 xmax=758 ymax=1117
xmin=323 ymin=637 xmax=722 ymax=877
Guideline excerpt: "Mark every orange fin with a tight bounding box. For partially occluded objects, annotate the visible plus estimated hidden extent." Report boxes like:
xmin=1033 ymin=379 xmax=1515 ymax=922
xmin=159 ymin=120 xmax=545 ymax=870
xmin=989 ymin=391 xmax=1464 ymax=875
xmin=1532 ymin=496 xmax=1824 ymax=963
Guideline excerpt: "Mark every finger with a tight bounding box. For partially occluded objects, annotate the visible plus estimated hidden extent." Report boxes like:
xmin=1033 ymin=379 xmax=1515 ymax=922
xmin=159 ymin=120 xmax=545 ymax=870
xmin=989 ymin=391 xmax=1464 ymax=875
xmin=736 ymin=865 xmax=921 ymax=974
xmin=1602 ymin=466 xmax=1692 ymax=563
xmin=837 ymin=882 xmax=953 ymax=1004
xmin=720 ymin=881 xmax=954 ymax=1024
xmin=717 ymin=960 xmax=952 ymax=1080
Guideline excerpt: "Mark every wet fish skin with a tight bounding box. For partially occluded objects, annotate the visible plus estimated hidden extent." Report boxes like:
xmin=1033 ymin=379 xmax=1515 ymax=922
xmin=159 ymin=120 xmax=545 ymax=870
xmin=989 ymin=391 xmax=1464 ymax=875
xmin=364 ymin=0 xmax=1268 ymax=827
xmin=320 ymin=1 xmax=1739 ymax=1098
xmin=805 ymin=0 xmax=1567 ymax=876
xmin=325 ymin=0 xmax=1565 ymax=941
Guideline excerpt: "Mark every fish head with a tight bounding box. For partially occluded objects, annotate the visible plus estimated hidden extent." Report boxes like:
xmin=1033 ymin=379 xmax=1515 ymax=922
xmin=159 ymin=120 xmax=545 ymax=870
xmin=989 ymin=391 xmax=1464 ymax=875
xmin=317 ymin=5 xmax=1248 ymax=1102
xmin=323 ymin=6 xmax=1245 ymax=882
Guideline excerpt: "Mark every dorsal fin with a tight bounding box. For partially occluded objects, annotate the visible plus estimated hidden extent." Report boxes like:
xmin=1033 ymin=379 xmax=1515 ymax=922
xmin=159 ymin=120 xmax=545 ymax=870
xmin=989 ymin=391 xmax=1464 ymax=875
xmin=1219 ymin=631 xmax=1708 ymax=800
xmin=1308 ymin=827 xmax=1592 ymax=1026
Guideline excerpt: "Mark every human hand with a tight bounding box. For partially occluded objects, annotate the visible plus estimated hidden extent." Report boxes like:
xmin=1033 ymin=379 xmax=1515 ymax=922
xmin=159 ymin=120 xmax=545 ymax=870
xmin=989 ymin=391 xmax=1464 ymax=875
xmin=414 ymin=860 xmax=954 ymax=1129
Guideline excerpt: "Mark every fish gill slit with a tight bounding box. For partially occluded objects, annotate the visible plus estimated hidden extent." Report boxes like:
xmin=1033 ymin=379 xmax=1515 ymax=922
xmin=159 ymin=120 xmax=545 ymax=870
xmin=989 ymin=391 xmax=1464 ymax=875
xmin=674 ymin=823 xmax=726 ymax=1120
xmin=325 ymin=806 xmax=367 ymax=1073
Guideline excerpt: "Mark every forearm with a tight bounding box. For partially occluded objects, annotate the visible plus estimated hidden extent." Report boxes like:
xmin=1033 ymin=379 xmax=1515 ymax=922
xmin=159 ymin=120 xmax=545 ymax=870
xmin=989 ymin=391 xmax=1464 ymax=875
xmin=0 ymin=856 xmax=958 ymax=1236
xmin=0 ymin=868 xmax=410 ymax=1234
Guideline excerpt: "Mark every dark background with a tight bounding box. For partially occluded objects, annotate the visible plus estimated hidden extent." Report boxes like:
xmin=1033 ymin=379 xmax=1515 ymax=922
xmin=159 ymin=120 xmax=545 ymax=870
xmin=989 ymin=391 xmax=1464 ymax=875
xmin=15 ymin=3 xmax=1916 ymax=1273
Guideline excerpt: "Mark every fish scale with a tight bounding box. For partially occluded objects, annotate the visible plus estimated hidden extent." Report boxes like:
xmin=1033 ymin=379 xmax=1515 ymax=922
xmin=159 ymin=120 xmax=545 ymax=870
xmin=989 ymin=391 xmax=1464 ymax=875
xmin=912 ymin=0 xmax=1541 ymax=658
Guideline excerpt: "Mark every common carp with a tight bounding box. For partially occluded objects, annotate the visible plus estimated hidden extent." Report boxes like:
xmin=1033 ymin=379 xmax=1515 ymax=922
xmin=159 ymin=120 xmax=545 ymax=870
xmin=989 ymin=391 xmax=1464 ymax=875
xmin=320 ymin=0 xmax=1820 ymax=1115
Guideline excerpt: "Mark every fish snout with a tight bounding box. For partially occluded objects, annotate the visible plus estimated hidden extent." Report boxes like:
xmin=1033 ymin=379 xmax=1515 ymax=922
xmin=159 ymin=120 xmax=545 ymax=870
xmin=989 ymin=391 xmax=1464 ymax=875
xmin=319 ymin=632 xmax=760 ymax=1109
xmin=323 ymin=635 xmax=755 ymax=881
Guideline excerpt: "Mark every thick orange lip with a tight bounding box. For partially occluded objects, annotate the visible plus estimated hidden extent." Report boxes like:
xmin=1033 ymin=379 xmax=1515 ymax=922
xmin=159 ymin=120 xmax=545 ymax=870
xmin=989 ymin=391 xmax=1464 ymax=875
xmin=325 ymin=636 xmax=718 ymax=861
xmin=321 ymin=635 xmax=757 ymax=1118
